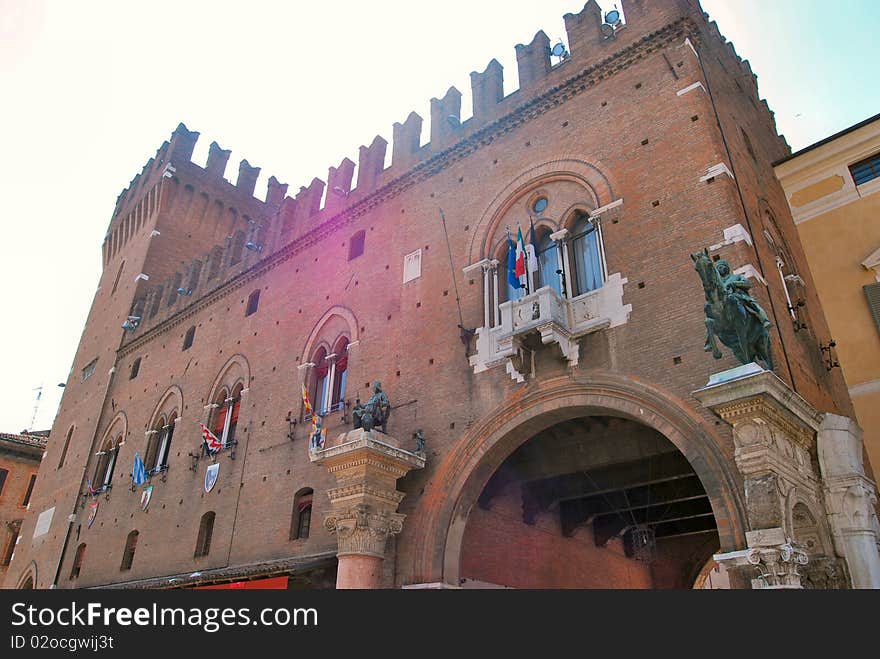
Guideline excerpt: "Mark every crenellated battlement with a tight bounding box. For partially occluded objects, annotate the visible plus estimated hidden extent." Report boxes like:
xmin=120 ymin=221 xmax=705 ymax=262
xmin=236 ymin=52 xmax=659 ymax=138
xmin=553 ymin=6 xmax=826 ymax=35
xmin=109 ymin=0 xmax=789 ymax=304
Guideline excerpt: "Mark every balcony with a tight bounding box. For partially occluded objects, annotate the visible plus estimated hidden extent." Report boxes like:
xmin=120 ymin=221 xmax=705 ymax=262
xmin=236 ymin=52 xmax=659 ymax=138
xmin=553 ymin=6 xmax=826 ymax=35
xmin=469 ymin=273 xmax=631 ymax=381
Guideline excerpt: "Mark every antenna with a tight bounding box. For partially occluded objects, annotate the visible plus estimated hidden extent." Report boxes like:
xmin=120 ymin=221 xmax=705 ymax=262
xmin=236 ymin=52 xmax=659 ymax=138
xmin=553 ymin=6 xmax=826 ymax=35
xmin=29 ymin=384 xmax=43 ymax=432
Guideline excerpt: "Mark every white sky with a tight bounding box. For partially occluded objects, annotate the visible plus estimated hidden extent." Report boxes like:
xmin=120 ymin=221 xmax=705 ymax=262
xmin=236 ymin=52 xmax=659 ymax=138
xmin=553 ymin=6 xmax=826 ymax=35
xmin=1 ymin=0 xmax=878 ymax=433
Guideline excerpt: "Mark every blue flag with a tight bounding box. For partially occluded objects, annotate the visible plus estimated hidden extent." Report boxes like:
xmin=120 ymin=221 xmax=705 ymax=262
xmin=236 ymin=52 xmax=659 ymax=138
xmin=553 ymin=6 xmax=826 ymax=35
xmin=132 ymin=451 xmax=146 ymax=486
xmin=507 ymin=227 xmax=519 ymax=290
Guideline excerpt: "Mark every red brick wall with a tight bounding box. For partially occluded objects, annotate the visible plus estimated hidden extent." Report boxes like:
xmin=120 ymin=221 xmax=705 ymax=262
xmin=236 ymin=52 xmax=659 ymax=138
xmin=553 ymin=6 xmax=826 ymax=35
xmin=5 ymin=0 xmax=855 ymax=589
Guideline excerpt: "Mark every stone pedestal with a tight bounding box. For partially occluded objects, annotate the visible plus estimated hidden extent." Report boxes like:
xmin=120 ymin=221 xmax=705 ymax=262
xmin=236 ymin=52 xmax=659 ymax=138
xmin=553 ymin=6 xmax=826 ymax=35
xmin=310 ymin=428 xmax=425 ymax=589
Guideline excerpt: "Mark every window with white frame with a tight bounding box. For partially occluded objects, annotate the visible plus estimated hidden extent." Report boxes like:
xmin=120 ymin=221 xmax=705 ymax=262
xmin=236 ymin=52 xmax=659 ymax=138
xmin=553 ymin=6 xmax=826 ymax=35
xmin=210 ymin=383 xmax=243 ymax=448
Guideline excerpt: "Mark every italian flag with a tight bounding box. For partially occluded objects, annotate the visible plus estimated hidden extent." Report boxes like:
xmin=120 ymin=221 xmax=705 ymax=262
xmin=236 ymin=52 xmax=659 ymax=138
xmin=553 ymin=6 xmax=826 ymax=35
xmin=515 ymin=226 xmax=527 ymax=290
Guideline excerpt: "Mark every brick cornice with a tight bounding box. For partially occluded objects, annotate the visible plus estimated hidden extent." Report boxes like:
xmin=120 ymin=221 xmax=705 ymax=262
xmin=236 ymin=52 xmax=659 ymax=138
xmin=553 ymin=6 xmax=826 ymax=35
xmin=118 ymin=18 xmax=697 ymax=360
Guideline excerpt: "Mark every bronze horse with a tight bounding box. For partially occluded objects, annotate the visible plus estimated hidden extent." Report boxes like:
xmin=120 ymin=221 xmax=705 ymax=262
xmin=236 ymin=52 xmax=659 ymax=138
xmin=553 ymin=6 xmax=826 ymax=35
xmin=691 ymin=249 xmax=774 ymax=370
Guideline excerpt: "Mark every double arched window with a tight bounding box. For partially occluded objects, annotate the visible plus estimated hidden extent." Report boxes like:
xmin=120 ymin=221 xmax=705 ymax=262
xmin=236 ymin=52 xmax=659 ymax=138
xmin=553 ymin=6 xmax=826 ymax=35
xmin=309 ymin=337 xmax=349 ymax=415
xmin=93 ymin=435 xmax=121 ymax=493
xmin=210 ymin=383 xmax=243 ymax=448
xmin=145 ymin=413 xmax=176 ymax=474
xmin=500 ymin=210 xmax=604 ymax=304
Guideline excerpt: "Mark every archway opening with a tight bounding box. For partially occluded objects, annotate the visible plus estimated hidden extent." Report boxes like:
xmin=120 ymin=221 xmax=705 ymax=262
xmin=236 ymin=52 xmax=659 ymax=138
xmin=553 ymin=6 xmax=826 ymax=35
xmin=459 ymin=415 xmax=719 ymax=589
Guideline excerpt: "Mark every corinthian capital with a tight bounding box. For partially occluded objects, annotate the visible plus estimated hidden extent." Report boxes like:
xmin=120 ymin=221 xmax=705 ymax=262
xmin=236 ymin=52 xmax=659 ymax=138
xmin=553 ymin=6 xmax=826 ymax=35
xmin=324 ymin=503 xmax=405 ymax=558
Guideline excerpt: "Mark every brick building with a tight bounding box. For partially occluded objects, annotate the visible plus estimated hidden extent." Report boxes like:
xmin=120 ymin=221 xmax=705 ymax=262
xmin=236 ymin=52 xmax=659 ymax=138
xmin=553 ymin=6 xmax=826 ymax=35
xmin=0 ymin=432 xmax=46 ymax=586
xmin=5 ymin=0 xmax=879 ymax=590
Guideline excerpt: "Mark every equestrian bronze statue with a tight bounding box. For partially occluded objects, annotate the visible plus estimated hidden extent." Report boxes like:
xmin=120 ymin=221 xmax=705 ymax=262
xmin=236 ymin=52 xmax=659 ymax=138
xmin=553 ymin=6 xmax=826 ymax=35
xmin=691 ymin=248 xmax=774 ymax=370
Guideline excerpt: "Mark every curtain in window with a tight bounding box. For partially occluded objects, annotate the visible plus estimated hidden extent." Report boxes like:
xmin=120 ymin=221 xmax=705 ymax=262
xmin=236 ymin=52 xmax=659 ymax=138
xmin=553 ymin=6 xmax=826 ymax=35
xmin=537 ymin=233 xmax=561 ymax=294
xmin=571 ymin=216 xmax=602 ymax=295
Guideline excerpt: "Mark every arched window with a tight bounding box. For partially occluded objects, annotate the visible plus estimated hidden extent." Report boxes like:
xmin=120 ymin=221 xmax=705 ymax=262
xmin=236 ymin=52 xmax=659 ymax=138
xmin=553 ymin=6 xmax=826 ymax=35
xmin=194 ymin=512 xmax=215 ymax=557
xmin=311 ymin=347 xmax=329 ymax=416
xmin=129 ymin=357 xmax=141 ymax=380
xmin=93 ymin=436 xmax=120 ymax=492
xmin=182 ymin=326 xmax=196 ymax=351
xmin=58 ymin=426 xmax=74 ymax=470
xmin=290 ymin=489 xmax=314 ymax=540
xmin=149 ymin=285 xmax=163 ymax=318
xmin=330 ymin=337 xmax=349 ymax=412
xmin=536 ymin=230 xmax=561 ymax=295
xmin=230 ymin=231 xmax=245 ymax=266
xmin=570 ymin=212 xmax=603 ymax=296
xmin=70 ymin=543 xmax=86 ymax=580
xmin=145 ymin=413 xmax=176 ymax=474
xmin=211 ymin=385 xmax=242 ymax=448
xmin=120 ymin=531 xmax=138 ymax=571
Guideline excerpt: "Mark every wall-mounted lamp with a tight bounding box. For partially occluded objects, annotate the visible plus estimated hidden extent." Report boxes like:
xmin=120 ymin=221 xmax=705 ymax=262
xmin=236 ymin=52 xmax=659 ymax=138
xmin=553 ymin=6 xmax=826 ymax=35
xmin=245 ymin=241 xmax=263 ymax=253
xmin=446 ymin=115 xmax=461 ymax=128
xmin=176 ymin=287 xmax=193 ymax=296
xmin=121 ymin=316 xmax=141 ymax=331
xmin=332 ymin=186 xmax=348 ymax=197
xmin=819 ymin=340 xmax=840 ymax=371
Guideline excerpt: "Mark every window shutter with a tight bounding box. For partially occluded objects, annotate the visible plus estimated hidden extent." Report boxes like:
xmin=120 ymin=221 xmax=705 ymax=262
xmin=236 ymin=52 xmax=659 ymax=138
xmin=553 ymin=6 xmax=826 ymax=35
xmin=865 ymin=283 xmax=880 ymax=334
xmin=213 ymin=406 xmax=227 ymax=437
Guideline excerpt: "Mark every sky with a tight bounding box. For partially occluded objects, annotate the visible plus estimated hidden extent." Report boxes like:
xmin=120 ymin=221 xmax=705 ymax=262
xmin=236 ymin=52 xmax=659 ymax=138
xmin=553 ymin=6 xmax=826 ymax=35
xmin=0 ymin=0 xmax=878 ymax=434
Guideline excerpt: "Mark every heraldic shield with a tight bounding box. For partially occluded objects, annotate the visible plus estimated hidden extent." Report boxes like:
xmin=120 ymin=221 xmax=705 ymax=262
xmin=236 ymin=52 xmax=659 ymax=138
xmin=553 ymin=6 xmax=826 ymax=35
xmin=205 ymin=463 xmax=219 ymax=493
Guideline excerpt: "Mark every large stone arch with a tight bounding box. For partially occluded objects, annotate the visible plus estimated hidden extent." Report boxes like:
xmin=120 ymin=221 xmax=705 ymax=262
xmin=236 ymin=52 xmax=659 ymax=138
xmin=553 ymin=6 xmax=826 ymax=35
xmin=402 ymin=373 xmax=747 ymax=586
xmin=468 ymin=157 xmax=618 ymax=264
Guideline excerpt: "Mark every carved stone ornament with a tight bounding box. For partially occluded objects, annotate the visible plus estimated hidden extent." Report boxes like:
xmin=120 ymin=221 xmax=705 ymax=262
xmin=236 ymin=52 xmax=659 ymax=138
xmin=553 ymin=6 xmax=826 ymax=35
xmin=745 ymin=541 xmax=809 ymax=589
xmin=801 ymin=557 xmax=849 ymax=590
xmin=324 ymin=503 xmax=405 ymax=558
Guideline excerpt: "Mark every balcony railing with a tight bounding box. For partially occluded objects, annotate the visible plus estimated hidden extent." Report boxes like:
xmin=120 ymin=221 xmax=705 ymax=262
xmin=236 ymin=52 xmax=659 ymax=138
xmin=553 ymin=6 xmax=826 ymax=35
xmin=469 ymin=273 xmax=631 ymax=380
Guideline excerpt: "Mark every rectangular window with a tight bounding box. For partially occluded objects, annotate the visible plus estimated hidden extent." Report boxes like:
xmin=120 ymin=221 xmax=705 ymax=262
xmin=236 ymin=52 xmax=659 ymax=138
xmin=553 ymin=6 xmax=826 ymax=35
xmin=0 ymin=468 xmax=7 ymax=496
xmin=850 ymin=153 xmax=880 ymax=186
xmin=1 ymin=526 xmax=19 ymax=566
xmin=81 ymin=359 xmax=98 ymax=382
xmin=21 ymin=475 xmax=36 ymax=507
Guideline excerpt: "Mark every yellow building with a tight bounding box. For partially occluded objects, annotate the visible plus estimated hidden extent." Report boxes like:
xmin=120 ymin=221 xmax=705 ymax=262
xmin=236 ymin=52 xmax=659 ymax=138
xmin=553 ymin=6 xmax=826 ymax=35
xmin=774 ymin=113 xmax=880 ymax=477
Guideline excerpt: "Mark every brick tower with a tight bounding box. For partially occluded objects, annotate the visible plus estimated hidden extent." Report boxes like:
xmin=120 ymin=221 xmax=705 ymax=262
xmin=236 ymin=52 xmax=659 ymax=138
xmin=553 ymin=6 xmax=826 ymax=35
xmin=6 ymin=0 xmax=878 ymax=590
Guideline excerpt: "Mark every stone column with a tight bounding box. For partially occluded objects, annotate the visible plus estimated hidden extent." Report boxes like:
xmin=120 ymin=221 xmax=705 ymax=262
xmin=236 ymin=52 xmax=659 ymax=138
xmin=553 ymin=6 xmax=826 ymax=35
xmin=818 ymin=414 xmax=880 ymax=588
xmin=693 ymin=363 xmax=828 ymax=588
xmin=490 ymin=259 xmax=500 ymax=327
xmin=550 ymin=228 xmax=572 ymax=298
xmin=463 ymin=259 xmax=492 ymax=329
xmin=310 ymin=428 xmax=425 ymax=589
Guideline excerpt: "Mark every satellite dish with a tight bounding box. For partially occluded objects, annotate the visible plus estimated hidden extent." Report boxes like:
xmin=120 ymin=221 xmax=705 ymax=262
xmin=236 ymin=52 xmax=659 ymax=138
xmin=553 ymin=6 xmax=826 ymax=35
xmin=605 ymin=9 xmax=620 ymax=24
xmin=600 ymin=22 xmax=615 ymax=37
xmin=551 ymin=42 xmax=567 ymax=58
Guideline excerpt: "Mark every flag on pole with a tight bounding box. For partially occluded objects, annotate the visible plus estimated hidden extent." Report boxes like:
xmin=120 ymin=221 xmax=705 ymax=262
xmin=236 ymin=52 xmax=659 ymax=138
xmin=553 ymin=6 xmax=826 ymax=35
xmin=506 ymin=227 xmax=520 ymax=291
xmin=199 ymin=423 xmax=223 ymax=454
xmin=527 ymin=219 xmax=539 ymax=292
xmin=132 ymin=451 xmax=146 ymax=486
xmin=301 ymin=384 xmax=317 ymax=435
xmin=515 ymin=226 xmax=527 ymax=292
